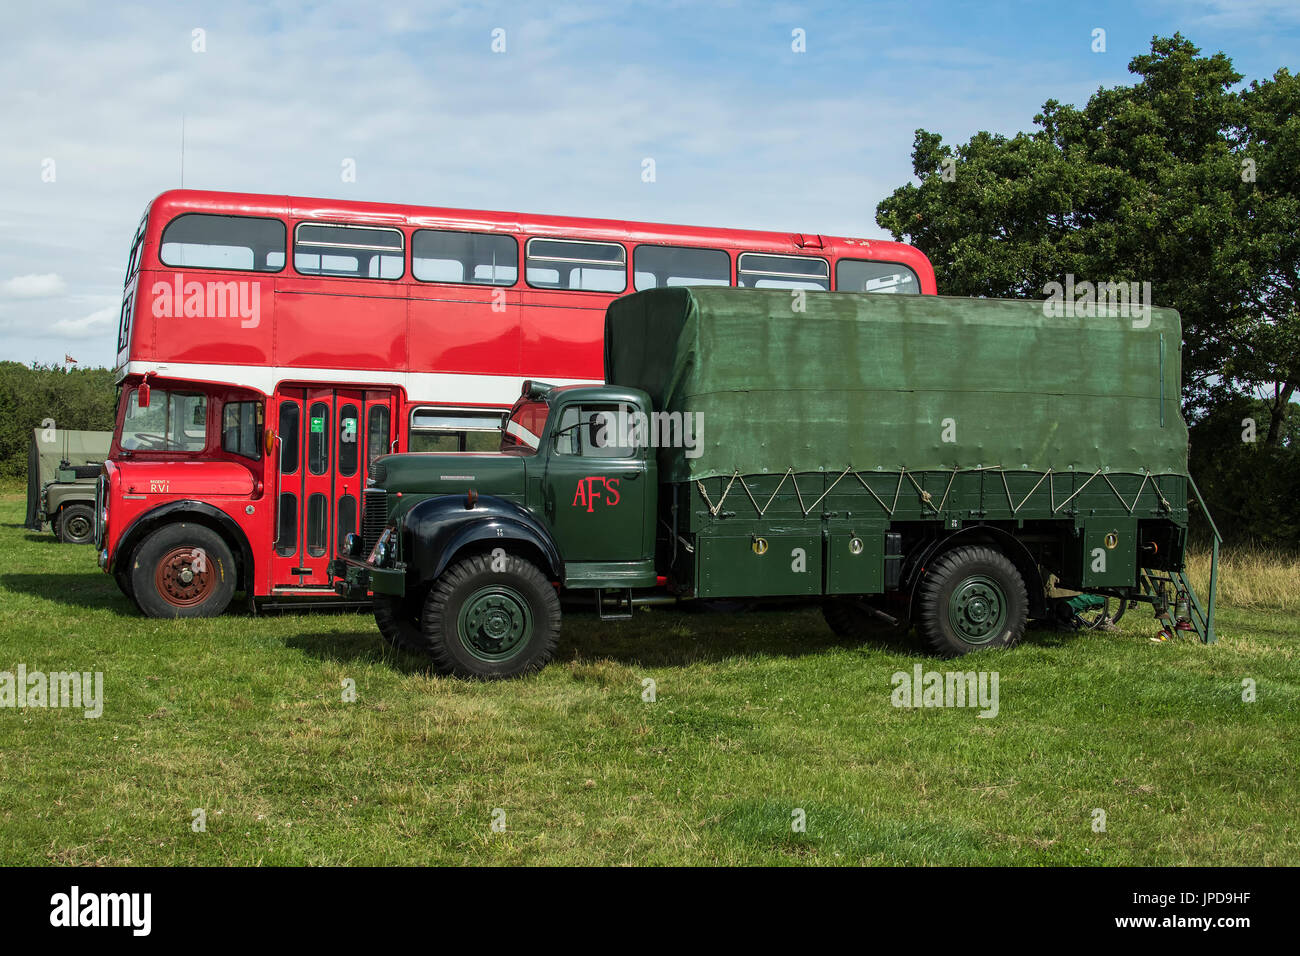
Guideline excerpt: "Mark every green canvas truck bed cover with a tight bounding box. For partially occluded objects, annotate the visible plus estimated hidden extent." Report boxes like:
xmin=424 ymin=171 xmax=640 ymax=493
xmin=603 ymin=287 xmax=1187 ymax=483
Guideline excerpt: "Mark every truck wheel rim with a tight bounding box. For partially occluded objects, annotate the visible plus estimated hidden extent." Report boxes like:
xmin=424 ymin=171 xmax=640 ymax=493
xmin=458 ymin=586 xmax=532 ymax=662
xmin=155 ymin=547 xmax=214 ymax=608
xmin=948 ymin=575 xmax=1006 ymax=644
xmin=65 ymin=515 xmax=91 ymax=540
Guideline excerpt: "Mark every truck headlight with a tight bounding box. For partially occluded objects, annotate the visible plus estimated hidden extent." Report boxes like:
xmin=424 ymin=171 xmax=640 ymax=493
xmin=343 ymin=532 xmax=362 ymax=557
xmin=368 ymin=526 xmax=396 ymax=567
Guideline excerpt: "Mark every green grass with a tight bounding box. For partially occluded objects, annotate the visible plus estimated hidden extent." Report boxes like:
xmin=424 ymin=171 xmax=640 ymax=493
xmin=0 ymin=491 xmax=1296 ymax=865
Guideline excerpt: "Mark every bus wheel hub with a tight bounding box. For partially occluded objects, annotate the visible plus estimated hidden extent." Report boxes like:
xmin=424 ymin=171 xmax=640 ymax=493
xmin=156 ymin=548 xmax=213 ymax=607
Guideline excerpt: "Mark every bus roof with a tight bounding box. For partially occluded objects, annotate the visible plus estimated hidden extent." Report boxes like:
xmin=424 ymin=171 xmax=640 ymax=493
xmin=145 ymin=189 xmax=930 ymax=269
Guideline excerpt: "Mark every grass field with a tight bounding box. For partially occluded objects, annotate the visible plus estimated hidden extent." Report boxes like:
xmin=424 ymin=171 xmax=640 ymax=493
xmin=0 ymin=489 xmax=1296 ymax=865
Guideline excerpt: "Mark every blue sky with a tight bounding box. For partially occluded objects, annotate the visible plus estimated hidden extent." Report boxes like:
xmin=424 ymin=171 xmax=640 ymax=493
xmin=1 ymin=0 xmax=1296 ymax=367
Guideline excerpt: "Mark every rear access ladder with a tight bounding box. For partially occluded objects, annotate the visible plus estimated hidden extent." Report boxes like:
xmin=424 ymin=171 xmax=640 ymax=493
xmin=1137 ymin=475 xmax=1219 ymax=644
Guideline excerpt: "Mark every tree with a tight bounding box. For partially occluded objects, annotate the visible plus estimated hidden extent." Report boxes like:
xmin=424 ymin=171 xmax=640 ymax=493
xmin=876 ymin=35 xmax=1296 ymax=448
xmin=0 ymin=362 xmax=117 ymax=480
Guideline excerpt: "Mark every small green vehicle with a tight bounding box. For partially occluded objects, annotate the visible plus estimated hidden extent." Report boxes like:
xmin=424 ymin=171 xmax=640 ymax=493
xmin=25 ymin=428 xmax=112 ymax=545
xmin=332 ymin=287 xmax=1212 ymax=678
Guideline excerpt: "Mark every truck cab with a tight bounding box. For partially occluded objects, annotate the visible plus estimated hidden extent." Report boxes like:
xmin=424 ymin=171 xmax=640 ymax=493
xmin=332 ymin=381 xmax=659 ymax=677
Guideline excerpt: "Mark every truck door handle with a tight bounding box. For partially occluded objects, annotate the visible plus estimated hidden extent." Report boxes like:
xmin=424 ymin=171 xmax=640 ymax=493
xmin=625 ymin=471 xmax=641 ymax=481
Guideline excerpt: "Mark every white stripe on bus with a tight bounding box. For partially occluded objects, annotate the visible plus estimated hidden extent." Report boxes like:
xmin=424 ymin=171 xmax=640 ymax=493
xmin=117 ymin=361 xmax=598 ymax=406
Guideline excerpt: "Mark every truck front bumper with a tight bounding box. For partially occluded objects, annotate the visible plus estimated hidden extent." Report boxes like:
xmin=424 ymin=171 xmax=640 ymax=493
xmin=328 ymin=557 xmax=407 ymax=599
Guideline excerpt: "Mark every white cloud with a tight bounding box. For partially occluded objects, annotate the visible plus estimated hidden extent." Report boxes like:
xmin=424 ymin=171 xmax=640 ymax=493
xmin=50 ymin=306 xmax=117 ymax=340
xmin=2 ymin=273 xmax=67 ymax=297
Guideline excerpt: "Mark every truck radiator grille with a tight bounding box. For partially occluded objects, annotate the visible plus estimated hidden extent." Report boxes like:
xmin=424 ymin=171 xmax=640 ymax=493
xmin=362 ymin=490 xmax=388 ymax=553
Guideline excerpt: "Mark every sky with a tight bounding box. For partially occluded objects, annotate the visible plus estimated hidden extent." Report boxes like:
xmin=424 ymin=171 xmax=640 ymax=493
xmin=0 ymin=0 xmax=1296 ymax=368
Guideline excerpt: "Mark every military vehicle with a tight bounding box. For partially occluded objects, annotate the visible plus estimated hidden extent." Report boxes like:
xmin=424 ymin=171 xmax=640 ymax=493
xmin=25 ymin=429 xmax=112 ymax=544
xmin=331 ymin=287 xmax=1215 ymax=678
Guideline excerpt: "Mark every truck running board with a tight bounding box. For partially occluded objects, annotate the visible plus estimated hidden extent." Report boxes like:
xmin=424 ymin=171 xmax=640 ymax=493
xmin=595 ymin=588 xmax=634 ymax=621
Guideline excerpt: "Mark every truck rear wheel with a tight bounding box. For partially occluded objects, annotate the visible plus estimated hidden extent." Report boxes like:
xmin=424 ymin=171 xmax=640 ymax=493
xmin=915 ymin=545 xmax=1027 ymax=656
xmin=418 ymin=553 xmax=561 ymax=679
xmin=373 ymin=593 xmax=425 ymax=652
xmin=131 ymin=524 xmax=236 ymax=618
xmin=57 ymin=504 xmax=95 ymax=545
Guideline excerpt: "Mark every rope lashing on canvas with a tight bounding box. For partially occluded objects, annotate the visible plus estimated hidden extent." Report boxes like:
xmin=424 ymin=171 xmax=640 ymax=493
xmin=696 ymin=466 xmax=1177 ymax=518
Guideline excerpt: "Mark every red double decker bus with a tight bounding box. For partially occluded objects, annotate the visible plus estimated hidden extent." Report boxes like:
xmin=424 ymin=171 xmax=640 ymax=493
xmin=96 ymin=189 xmax=936 ymax=616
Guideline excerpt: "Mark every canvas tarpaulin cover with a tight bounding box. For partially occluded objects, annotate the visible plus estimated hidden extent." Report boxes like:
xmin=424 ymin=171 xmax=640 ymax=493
xmin=604 ymin=287 xmax=1188 ymax=483
xmin=25 ymin=428 xmax=112 ymax=530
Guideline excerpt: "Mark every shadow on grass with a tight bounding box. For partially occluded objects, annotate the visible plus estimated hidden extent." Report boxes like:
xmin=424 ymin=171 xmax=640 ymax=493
xmin=21 ymin=532 xmax=62 ymax=544
xmin=284 ymin=630 xmax=437 ymax=675
xmin=0 ymin=573 xmax=140 ymax=614
xmin=287 ymin=603 xmax=920 ymax=674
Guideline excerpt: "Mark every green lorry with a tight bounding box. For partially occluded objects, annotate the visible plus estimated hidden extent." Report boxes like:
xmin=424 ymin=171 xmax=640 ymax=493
xmin=331 ymin=287 xmax=1208 ymax=678
xmin=25 ymin=428 xmax=113 ymax=544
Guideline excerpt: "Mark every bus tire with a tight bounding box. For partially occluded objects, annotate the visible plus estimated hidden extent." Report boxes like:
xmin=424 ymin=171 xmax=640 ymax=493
xmin=131 ymin=523 xmax=236 ymax=618
xmin=915 ymin=545 xmax=1027 ymax=656
xmin=57 ymin=504 xmax=95 ymax=545
xmin=373 ymin=592 xmax=425 ymax=652
xmin=113 ymin=558 xmax=139 ymax=608
xmin=418 ymin=553 xmax=560 ymax=679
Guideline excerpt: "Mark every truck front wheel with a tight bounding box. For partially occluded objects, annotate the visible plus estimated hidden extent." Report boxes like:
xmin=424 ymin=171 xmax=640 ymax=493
xmin=418 ymin=553 xmax=561 ymax=679
xmin=57 ymin=504 xmax=95 ymax=545
xmin=131 ymin=524 xmax=236 ymax=618
xmin=373 ymin=593 xmax=426 ymax=652
xmin=915 ymin=545 xmax=1027 ymax=656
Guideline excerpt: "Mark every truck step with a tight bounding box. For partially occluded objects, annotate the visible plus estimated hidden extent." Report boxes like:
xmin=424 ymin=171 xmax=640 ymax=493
xmin=595 ymin=588 xmax=634 ymax=621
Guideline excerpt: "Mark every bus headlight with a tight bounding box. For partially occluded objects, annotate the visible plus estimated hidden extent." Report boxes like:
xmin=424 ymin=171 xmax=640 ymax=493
xmin=94 ymin=475 xmax=108 ymax=550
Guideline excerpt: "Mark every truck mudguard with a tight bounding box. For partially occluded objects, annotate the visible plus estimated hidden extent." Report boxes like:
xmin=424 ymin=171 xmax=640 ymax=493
xmin=402 ymin=494 xmax=563 ymax=585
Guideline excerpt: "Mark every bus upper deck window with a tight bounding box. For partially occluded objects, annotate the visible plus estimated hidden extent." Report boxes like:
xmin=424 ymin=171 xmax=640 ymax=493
xmin=160 ymin=214 xmax=286 ymax=272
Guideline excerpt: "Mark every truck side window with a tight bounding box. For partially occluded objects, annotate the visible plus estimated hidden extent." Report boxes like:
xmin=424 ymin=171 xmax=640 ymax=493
xmin=554 ymin=404 xmax=640 ymax=458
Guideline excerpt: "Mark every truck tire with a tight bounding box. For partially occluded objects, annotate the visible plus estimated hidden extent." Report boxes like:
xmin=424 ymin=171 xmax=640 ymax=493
xmin=915 ymin=545 xmax=1027 ymax=656
xmin=131 ymin=524 xmax=236 ymax=618
xmin=373 ymin=593 xmax=425 ymax=652
xmin=57 ymin=504 xmax=95 ymax=545
xmin=417 ymin=553 xmax=561 ymax=679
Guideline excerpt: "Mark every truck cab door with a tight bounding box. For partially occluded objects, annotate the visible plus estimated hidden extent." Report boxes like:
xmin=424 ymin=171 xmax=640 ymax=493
xmin=542 ymin=399 xmax=654 ymax=566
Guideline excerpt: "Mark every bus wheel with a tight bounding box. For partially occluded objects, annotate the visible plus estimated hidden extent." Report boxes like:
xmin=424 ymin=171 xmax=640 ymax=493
xmin=373 ymin=593 xmax=425 ymax=652
xmin=915 ymin=545 xmax=1027 ymax=656
xmin=131 ymin=524 xmax=236 ymax=618
xmin=57 ymin=504 xmax=95 ymax=545
xmin=418 ymin=553 xmax=561 ymax=679
xmin=113 ymin=556 xmax=139 ymax=607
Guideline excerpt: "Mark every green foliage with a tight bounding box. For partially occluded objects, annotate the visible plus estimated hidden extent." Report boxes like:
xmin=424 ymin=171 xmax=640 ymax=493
xmin=877 ymin=34 xmax=1298 ymax=546
xmin=1189 ymin=396 xmax=1300 ymax=548
xmin=0 ymin=361 xmax=117 ymax=479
